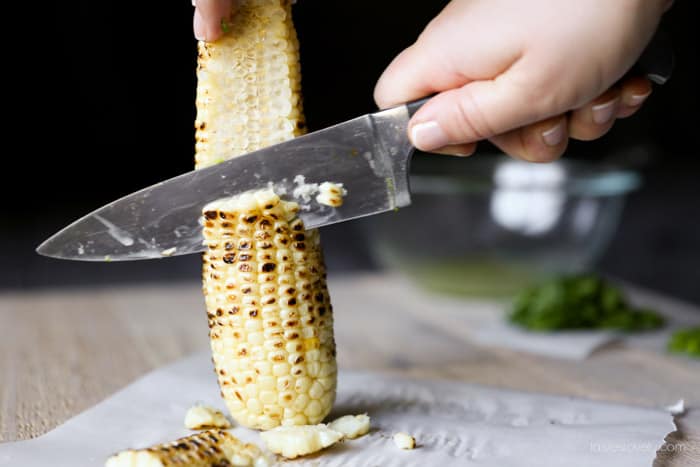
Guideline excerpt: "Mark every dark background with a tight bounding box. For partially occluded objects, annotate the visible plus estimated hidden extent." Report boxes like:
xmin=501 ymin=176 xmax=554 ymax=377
xmin=2 ymin=1 xmax=698 ymax=304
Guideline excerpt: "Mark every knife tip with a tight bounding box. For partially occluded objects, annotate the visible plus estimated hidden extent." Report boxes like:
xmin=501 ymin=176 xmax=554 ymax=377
xmin=35 ymin=238 xmax=59 ymax=259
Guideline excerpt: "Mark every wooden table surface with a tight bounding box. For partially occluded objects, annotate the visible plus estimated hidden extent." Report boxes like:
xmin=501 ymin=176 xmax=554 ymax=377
xmin=1 ymin=273 xmax=699 ymax=465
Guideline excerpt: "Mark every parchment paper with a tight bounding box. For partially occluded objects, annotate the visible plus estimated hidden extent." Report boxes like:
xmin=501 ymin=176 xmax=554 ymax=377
xmin=0 ymin=351 xmax=675 ymax=467
xmin=469 ymin=321 xmax=618 ymax=359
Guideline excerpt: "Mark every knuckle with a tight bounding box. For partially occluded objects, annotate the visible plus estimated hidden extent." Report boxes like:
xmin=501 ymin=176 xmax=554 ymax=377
xmin=509 ymin=71 xmax=557 ymax=117
xmin=452 ymin=87 xmax=496 ymax=141
xmin=511 ymin=61 xmax=583 ymax=118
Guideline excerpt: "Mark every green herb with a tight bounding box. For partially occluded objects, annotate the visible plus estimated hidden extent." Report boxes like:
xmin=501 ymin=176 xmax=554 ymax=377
xmin=221 ymin=17 xmax=232 ymax=34
xmin=508 ymin=275 xmax=664 ymax=332
xmin=668 ymin=327 xmax=700 ymax=358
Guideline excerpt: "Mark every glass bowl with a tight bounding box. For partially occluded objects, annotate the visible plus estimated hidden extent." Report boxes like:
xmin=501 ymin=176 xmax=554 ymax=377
xmin=362 ymin=154 xmax=641 ymax=298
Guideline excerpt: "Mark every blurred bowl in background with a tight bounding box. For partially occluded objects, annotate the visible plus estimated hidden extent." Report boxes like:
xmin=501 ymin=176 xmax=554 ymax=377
xmin=362 ymin=154 xmax=641 ymax=298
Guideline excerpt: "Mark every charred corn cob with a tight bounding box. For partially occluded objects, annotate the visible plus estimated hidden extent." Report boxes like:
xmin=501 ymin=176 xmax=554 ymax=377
xmin=105 ymin=429 xmax=269 ymax=467
xmin=201 ymin=190 xmax=336 ymax=430
xmin=195 ymin=0 xmax=337 ymax=431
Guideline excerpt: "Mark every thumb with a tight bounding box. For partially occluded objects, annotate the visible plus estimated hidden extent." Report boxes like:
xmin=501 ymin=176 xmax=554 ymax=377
xmin=194 ymin=0 xmax=233 ymax=42
xmin=408 ymin=72 xmax=551 ymax=152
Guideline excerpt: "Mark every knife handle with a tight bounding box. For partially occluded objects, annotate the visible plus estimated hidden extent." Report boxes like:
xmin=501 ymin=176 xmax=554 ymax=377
xmin=405 ymin=97 xmax=433 ymax=118
xmin=404 ymin=29 xmax=673 ymax=117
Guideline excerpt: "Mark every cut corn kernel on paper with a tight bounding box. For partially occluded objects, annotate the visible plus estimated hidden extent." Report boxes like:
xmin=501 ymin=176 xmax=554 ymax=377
xmin=184 ymin=404 xmax=232 ymax=430
xmin=260 ymin=424 xmax=343 ymax=459
xmin=328 ymin=413 xmax=371 ymax=439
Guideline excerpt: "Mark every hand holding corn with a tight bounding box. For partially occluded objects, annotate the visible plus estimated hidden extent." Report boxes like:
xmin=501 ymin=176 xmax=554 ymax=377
xmin=194 ymin=0 xmax=669 ymax=161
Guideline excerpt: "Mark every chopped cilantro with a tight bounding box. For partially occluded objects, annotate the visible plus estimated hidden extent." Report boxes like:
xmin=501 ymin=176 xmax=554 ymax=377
xmin=508 ymin=275 xmax=664 ymax=332
xmin=221 ymin=17 xmax=231 ymax=34
xmin=668 ymin=327 xmax=700 ymax=358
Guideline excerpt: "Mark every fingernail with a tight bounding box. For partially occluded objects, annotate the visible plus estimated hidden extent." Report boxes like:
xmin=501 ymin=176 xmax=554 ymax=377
xmin=410 ymin=121 xmax=449 ymax=151
xmin=592 ymin=98 xmax=619 ymax=125
xmin=541 ymin=121 xmax=565 ymax=147
xmin=194 ymin=9 xmax=206 ymax=41
xmin=435 ymin=150 xmax=474 ymax=157
xmin=626 ymin=91 xmax=651 ymax=107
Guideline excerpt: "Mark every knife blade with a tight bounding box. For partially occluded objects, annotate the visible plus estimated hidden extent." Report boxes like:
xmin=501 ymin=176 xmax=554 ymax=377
xmin=37 ymin=103 xmax=421 ymax=261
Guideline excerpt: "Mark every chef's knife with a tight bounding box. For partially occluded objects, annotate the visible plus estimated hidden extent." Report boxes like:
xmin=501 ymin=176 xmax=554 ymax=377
xmin=37 ymin=101 xmax=428 ymax=261
xmin=37 ymin=32 xmax=673 ymax=262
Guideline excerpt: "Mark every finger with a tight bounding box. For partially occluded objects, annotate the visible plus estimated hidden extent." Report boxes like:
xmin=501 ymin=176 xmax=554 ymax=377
xmin=193 ymin=0 xmax=233 ymax=42
xmin=406 ymin=61 xmax=564 ymax=152
xmin=489 ymin=115 xmax=569 ymax=163
xmin=429 ymin=143 xmax=478 ymax=158
xmin=617 ymin=76 xmax=652 ymax=119
xmin=374 ymin=44 xmax=475 ymax=110
xmin=568 ymin=88 xmax=621 ymax=141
